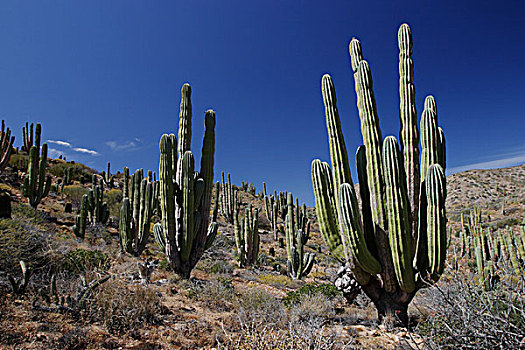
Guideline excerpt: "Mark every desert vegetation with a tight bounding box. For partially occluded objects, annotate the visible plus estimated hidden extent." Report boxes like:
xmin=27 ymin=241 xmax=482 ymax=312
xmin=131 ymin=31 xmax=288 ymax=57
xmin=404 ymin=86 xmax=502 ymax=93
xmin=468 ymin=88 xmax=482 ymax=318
xmin=0 ymin=23 xmax=524 ymax=350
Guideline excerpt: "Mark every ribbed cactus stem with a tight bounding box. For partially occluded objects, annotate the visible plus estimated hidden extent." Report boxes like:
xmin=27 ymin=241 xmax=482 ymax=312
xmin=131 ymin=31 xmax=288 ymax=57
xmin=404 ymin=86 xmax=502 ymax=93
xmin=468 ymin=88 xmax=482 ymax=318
xmin=156 ymin=83 xmax=216 ymax=278
xmin=398 ymin=24 xmax=420 ymax=256
xmin=382 ymin=136 xmax=415 ymax=292
xmin=21 ymin=143 xmax=51 ymax=209
xmin=0 ymin=120 xmax=15 ymax=173
xmin=73 ymin=194 xmax=88 ymax=239
xmin=312 ymin=24 xmax=447 ymax=323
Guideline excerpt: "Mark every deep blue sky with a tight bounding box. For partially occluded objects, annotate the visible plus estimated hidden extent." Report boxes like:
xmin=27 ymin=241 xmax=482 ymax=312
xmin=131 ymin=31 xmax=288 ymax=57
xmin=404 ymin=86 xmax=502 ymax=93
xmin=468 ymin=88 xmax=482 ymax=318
xmin=0 ymin=1 xmax=524 ymax=205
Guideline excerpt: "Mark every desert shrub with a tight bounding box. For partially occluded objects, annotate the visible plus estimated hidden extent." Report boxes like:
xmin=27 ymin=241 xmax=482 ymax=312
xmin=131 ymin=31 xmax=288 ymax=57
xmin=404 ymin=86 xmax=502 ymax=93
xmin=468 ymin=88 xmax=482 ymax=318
xmin=62 ymin=185 xmax=89 ymax=207
xmin=218 ymin=287 xmax=346 ymax=349
xmin=414 ymin=271 xmax=525 ymax=349
xmin=203 ymin=260 xmax=234 ymax=275
xmin=0 ymin=217 xmax=48 ymax=276
xmin=257 ymin=274 xmax=301 ymax=289
xmin=8 ymin=154 xmax=28 ymax=171
xmin=105 ymin=188 xmax=123 ymax=217
xmin=59 ymin=248 xmax=109 ymax=275
xmin=12 ymin=202 xmax=47 ymax=224
xmin=186 ymin=276 xmax=235 ymax=311
xmin=49 ymin=162 xmax=95 ymax=183
xmin=88 ymin=281 xmax=162 ymax=334
xmin=283 ymin=283 xmax=340 ymax=308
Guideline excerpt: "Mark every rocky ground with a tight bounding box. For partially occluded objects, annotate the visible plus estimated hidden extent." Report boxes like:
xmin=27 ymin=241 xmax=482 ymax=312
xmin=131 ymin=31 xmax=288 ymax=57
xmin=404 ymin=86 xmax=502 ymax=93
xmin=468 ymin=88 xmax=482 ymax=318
xmin=0 ymin=157 xmax=524 ymax=349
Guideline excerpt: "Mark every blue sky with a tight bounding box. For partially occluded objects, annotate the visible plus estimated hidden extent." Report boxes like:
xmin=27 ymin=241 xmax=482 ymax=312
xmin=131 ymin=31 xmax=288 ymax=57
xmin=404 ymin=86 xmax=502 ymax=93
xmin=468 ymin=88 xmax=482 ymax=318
xmin=0 ymin=1 xmax=523 ymax=205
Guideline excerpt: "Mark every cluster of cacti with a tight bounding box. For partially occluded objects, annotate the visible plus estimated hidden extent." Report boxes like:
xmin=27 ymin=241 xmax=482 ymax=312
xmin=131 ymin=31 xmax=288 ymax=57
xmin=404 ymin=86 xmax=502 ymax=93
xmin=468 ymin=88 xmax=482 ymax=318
xmin=459 ymin=209 xmax=525 ymax=290
xmin=234 ymin=203 xmax=260 ymax=267
xmin=20 ymin=133 xmax=52 ymax=209
xmin=60 ymin=166 xmax=73 ymax=192
xmin=219 ymin=172 xmax=239 ymax=223
xmin=73 ymin=194 xmax=88 ymax=238
xmin=241 ymin=181 xmax=256 ymax=196
xmin=119 ymin=168 xmax=156 ymax=256
xmin=0 ymin=120 xmax=15 ymax=173
xmin=86 ymin=175 xmax=110 ymax=224
xmin=262 ymin=182 xmax=279 ymax=240
xmin=285 ymin=193 xmax=315 ymax=279
xmin=152 ymin=83 xmax=217 ymax=278
xmin=262 ymin=186 xmax=289 ymax=240
xmin=311 ymin=24 xmax=446 ymax=323
xmin=21 ymin=122 xmax=41 ymax=154
xmin=101 ymin=161 xmax=114 ymax=188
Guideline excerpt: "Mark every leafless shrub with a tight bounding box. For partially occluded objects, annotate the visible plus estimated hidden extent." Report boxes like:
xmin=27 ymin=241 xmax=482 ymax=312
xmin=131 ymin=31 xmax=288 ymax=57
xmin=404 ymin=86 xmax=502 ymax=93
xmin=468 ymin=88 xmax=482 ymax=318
xmin=87 ymin=279 xmax=162 ymax=333
xmin=412 ymin=265 xmax=525 ymax=349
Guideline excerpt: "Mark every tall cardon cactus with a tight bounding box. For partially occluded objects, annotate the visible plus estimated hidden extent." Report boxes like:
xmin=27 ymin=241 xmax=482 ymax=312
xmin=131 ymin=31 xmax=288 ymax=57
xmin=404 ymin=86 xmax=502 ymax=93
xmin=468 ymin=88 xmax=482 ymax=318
xmin=285 ymin=193 xmax=315 ymax=279
xmin=153 ymin=83 xmax=217 ymax=278
xmin=0 ymin=120 xmax=15 ymax=173
xmin=21 ymin=143 xmax=52 ymax=209
xmin=119 ymin=169 xmax=156 ymax=256
xmin=311 ymin=24 xmax=447 ymax=324
xmin=234 ymin=203 xmax=259 ymax=267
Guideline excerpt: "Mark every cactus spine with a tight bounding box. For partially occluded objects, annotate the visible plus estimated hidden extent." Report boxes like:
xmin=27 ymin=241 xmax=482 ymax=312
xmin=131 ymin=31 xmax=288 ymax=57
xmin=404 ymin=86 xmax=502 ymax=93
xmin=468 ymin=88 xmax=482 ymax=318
xmin=234 ymin=203 xmax=259 ymax=267
xmin=119 ymin=169 xmax=156 ymax=256
xmin=311 ymin=24 xmax=447 ymax=323
xmin=285 ymin=193 xmax=315 ymax=279
xmin=21 ymin=142 xmax=52 ymax=209
xmin=153 ymin=84 xmax=216 ymax=278
xmin=0 ymin=120 xmax=15 ymax=173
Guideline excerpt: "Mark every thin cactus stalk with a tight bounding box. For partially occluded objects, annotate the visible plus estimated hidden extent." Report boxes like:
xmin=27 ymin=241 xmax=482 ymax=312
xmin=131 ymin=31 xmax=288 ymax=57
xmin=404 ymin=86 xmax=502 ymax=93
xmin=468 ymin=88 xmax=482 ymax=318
xmin=153 ymin=84 xmax=216 ymax=279
xmin=60 ymin=166 xmax=73 ymax=193
xmin=263 ymin=182 xmax=279 ymax=240
xmin=21 ymin=143 xmax=52 ymax=209
xmin=285 ymin=193 xmax=315 ymax=279
xmin=8 ymin=261 xmax=32 ymax=294
xmin=86 ymin=175 xmax=109 ymax=224
xmin=73 ymin=194 xmax=88 ymax=239
xmin=234 ymin=203 xmax=259 ymax=267
xmin=101 ymin=161 xmax=114 ymax=188
xmin=0 ymin=120 xmax=15 ymax=173
xmin=22 ymin=122 xmax=41 ymax=154
xmin=311 ymin=24 xmax=447 ymax=324
xmin=123 ymin=166 xmax=130 ymax=198
xmin=219 ymin=172 xmax=238 ymax=223
xmin=119 ymin=169 xmax=156 ymax=256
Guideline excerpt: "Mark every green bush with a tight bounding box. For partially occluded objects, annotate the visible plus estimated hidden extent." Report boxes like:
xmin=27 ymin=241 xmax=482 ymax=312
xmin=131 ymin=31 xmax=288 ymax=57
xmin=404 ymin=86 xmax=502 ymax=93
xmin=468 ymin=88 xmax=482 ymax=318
xmin=62 ymin=185 xmax=89 ymax=205
xmin=59 ymin=248 xmax=109 ymax=275
xmin=283 ymin=283 xmax=340 ymax=307
xmin=0 ymin=217 xmax=48 ymax=275
xmin=8 ymin=154 xmax=28 ymax=171
xmin=49 ymin=162 xmax=95 ymax=184
xmin=105 ymin=188 xmax=123 ymax=217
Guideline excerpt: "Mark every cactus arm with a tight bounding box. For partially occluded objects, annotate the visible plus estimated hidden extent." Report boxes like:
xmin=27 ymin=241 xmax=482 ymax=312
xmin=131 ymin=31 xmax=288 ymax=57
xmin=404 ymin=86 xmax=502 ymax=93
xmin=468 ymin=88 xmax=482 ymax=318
xmin=425 ymin=164 xmax=446 ymax=281
xmin=398 ymin=24 xmax=420 ymax=256
xmin=338 ymin=183 xmax=381 ymax=275
xmin=321 ymin=74 xmax=353 ymax=190
xmin=159 ymin=134 xmax=178 ymax=264
xmin=382 ymin=136 xmax=415 ymax=293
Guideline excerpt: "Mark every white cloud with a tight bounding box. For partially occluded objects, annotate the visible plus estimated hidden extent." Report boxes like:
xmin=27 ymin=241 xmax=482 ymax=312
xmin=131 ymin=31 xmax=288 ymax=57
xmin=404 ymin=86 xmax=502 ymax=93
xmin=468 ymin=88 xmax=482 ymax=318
xmin=48 ymin=148 xmax=65 ymax=159
xmin=73 ymin=147 xmax=99 ymax=156
xmin=106 ymin=139 xmax=141 ymax=152
xmin=448 ymin=153 xmax=525 ymax=174
xmin=47 ymin=140 xmax=72 ymax=148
